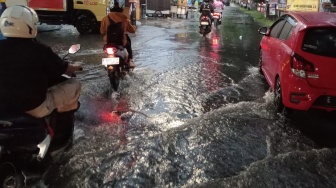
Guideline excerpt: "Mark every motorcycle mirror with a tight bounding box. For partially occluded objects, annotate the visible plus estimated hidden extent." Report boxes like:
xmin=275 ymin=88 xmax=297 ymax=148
xmin=69 ymin=44 xmax=81 ymax=54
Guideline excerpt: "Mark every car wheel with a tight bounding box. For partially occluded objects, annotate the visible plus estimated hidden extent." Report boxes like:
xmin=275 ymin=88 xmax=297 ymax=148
xmin=274 ymin=77 xmax=284 ymax=112
xmin=154 ymin=11 xmax=162 ymax=18
xmin=76 ymin=13 xmax=97 ymax=34
xmin=258 ymin=49 xmax=263 ymax=75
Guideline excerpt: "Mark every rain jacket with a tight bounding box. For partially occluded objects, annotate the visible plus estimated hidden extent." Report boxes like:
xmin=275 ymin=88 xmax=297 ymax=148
xmin=213 ymin=0 xmax=225 ymax=10
xmin=100 ymin=12 xmax=136 ymax=46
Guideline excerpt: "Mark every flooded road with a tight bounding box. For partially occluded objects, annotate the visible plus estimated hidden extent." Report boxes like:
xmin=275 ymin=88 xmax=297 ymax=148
xmin=34 ymin=4 xmax=336 ymax=188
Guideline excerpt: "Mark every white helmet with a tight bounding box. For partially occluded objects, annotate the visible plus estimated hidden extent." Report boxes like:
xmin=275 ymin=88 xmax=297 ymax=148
xmin=110 ymin=0 xmax=125 ymax=10
xmin=0 ymin=5 xmax=39 ymax=38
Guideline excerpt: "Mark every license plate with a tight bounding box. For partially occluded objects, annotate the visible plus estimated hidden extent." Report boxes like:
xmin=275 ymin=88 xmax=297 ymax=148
xmin=201 ymin=22 xmax=209 ymax=25
xmin=213 ymin=16 xmax=220 ymax=19
xmin=102 ymin=57 xmax=119 ymax=66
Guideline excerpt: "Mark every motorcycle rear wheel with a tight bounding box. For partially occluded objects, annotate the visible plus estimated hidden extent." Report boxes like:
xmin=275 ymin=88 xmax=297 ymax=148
xmin=0 ymin=164 xmax=24 ymax=188
xmin=108 ymin=67 xmax=121 ymax=92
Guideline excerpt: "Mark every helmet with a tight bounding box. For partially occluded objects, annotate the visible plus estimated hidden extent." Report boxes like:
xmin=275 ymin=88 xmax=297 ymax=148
xmin=109 ymin=0 xmax=125 ymax=12
xmin=0 ymin=5 xmax=39 ymax=38
xmin=204 ymin=0 xmax=210 ymax=2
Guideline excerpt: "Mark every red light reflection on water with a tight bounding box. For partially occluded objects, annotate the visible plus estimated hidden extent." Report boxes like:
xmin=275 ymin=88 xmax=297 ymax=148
xmin=101 ymin=112 xmax=122 ymax=123
xmin=199 ymin=33 xmax=222 ymax=92
xmin=100 ymin=98 xmax=131 ymax=123
xmin=212 ymin=37 xmax=219 ymax=46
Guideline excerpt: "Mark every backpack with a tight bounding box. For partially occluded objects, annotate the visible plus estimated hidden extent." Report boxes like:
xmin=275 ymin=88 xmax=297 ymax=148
xmin=106 ymin=16 xmax=124 ymax=46
xmin=201 ymin=2 xmax=211 ymax=16
xmin=204 ymin=3 xmax=210 ymax=10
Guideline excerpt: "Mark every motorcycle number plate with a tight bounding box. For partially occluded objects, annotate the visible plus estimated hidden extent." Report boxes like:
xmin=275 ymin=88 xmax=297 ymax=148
xmin=102 ymin=57 xmax=119 ymax=66
xmin=200 ymin=22 xmax=209 ymax=25
xmin=213 ymin=16 xmax=219 ymax=19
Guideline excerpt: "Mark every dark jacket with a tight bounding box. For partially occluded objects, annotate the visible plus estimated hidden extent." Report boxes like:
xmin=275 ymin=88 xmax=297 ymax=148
xmin=199 ymin=2 xmax=214 ymax=16
xmin=0 ymin=38 xmax=68 ymax=113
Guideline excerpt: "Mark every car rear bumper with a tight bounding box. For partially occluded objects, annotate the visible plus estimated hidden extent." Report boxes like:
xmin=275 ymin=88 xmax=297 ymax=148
xmin=282 ymin=76 xmax=336 ymax=111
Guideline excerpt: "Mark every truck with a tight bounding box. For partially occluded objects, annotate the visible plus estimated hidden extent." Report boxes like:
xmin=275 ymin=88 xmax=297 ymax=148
xmin=4 ymin=0 xmax=137 ymax=34
xmin=5 ymin=0 xmax=115 ymax=34
xmin=27 ymin=0 xmax=109 ymax=34
xmin=145 ymin=0 xmax=171 ymax=17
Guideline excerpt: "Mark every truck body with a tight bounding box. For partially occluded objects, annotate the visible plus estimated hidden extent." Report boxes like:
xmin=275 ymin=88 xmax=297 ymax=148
xmin=28 ymin=0 xmax=108 ymax=34
xmin=145 ymin=0 xmax=171 ymax=16
xmin=5 ymin=0 xmax=109 ymax=34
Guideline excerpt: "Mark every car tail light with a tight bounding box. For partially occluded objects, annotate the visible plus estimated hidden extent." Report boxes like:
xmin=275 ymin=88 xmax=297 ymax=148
xmin=290 ymin=53 xmax=315 ymax=78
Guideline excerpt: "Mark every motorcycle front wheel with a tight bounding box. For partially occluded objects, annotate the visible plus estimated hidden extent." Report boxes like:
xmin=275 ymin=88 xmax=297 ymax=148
xmin=200 ymin=25 xmax=207 ymax=37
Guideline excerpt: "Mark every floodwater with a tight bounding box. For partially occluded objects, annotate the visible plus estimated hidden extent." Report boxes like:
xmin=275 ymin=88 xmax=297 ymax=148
xmin=33 ymin=4 xmax=336 ymax=188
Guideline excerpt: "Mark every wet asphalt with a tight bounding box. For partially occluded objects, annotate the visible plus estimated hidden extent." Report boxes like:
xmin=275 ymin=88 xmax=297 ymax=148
xmin=30 ymin=3 xmax=336 ymax=188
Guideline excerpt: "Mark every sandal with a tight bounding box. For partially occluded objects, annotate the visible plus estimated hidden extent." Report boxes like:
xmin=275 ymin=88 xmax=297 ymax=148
xmin=128 ymin=59 xmax=136 ymax=68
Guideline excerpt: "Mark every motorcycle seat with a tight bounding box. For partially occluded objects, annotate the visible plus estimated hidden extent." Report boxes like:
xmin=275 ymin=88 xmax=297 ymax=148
xmin=0 ymin=113 xmax=45 ymax=126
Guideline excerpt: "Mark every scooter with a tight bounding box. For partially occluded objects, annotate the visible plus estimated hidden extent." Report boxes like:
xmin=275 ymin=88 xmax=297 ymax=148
xmin=0 ymin=44 xmax=81 ymax=188
xmin=102 ymin=42 xmax=130 ymax=92
xmin=212 ymin=9 xmax=223 ymax=27
xmin=199 ymin=15 xmax=212 ymax=37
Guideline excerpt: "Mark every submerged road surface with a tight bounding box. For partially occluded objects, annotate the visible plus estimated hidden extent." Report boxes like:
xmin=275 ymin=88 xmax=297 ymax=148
xmin=32 ymin=4 xmax=336 ymax=188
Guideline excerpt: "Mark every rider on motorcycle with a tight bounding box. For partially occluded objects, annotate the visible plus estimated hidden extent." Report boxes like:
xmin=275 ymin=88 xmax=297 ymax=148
xmin=199 ymin=0 xmax=214 ymax=27
xmin=100 ymin=0 xmax=137 ymax=68
xmin=0 ymin=5 xmax=82 ymax=118
xmin=213 ymin=0 xmax=225 ymax=10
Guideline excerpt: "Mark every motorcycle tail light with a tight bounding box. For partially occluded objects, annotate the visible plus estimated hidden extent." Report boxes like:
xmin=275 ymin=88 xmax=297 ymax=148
xmin=105 ymin=47 xmax=117 ymax=55
xmin=290 ymin=53 xmax=314 ymax=78
xmin=212 ymin=38 xmax=219 ymax=45
xmin=214 ymin=13 xmax=220 ymax=17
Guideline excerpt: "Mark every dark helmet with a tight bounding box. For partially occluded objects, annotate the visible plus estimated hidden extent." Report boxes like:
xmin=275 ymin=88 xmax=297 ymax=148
xmin=109 ymin=0 xmax=125 ymax=12
xmin=204 ymin=0 xmax=210 ymax=2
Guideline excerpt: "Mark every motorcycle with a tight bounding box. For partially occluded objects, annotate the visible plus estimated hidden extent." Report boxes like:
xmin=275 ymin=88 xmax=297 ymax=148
xmin=212 ymin=9 xmax=223 ymax=27
xmin=102 ymin=42 xmax=130 ymax=92
xmin=0 ymin=44 xmax=81 ymax=188
xmin=199 ymin=15 xmax=212 ymax=37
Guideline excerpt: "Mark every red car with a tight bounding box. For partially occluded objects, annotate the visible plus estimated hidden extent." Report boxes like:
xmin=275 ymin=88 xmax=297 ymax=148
xmin=258 ymin=12 xmax=336 ymax=113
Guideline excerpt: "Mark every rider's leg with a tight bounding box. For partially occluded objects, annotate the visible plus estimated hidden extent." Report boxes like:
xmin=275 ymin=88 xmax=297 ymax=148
xmin=125 ymin=34 xmax=136 ymax=68
xmin=25 ymin=79 xmax=81 ymax=118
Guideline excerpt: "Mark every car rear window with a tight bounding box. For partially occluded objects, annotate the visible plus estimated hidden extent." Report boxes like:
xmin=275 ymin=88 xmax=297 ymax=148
xmin=302 ymin=27 xmax=336 ymax=58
